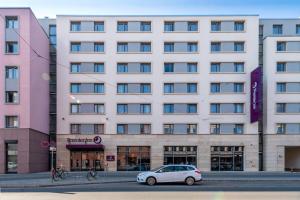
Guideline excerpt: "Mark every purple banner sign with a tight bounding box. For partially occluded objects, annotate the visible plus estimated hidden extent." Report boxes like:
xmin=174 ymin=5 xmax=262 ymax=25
xmin=250 ymin=67 xmax=263 ymax=123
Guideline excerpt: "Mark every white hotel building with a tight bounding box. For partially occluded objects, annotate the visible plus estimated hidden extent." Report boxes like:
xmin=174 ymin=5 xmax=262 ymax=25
xmin=56 ymin=15 xmax=260 ymax=171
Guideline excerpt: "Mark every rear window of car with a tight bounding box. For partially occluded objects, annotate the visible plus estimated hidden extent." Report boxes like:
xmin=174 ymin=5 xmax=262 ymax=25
xmin=174 ymin=166 xmax=188 ymax=171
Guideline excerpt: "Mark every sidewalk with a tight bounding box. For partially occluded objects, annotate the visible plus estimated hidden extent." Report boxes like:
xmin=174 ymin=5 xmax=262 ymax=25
xmin=1 ymin=171 xmax=300 ymax=188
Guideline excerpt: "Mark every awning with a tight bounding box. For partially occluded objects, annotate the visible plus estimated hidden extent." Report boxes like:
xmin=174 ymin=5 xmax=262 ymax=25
xmin=66 ymin=144 xmax=105 ymax=150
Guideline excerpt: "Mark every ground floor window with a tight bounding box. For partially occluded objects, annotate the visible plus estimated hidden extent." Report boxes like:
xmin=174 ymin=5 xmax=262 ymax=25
xmin=6 ymin=141 xmax=18 ymax=173
xmin=117 ymin=146 xmax=150 ymax=171
xmin=164 ymin=146 xmax=197 ymax=166
xmin=70 ymin=151 xmax=104 ymax=171
xmin=211 ymin=146 xmax=244 ymax=171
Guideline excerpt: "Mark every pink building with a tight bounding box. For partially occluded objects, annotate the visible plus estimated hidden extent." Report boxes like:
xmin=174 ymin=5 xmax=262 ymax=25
xmin=0 ymin=8 xmax=49 ymax=173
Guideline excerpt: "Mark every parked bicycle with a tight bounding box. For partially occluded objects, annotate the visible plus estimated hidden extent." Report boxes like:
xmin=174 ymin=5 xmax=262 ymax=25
xmin=51 ymin=167 xmax=67 ymax=182
xmin=87 ymin=167 xmax=98 ymax=181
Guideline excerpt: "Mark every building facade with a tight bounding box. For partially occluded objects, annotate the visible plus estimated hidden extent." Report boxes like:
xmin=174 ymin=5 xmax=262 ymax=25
xmin=55 ymin=15 xmax=259 ymax=172
xmin=0 ymin=8 xmax=49 ymax=173
xmin=260 ymin=19 xmax=300 ymax=171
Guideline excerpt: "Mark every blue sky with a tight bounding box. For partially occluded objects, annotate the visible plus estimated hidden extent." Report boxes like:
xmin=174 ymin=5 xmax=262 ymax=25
xmin=0 ymin=0 xmax=300 ymax=18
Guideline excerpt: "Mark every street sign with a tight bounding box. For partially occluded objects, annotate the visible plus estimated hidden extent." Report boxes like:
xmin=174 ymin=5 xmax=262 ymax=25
xmin=49 ymin=146 xmax=57 ymax=151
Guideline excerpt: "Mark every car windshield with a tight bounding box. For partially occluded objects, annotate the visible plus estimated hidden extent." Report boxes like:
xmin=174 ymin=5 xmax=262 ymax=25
xmin=151 ymin=166 xmax=164 ymax=172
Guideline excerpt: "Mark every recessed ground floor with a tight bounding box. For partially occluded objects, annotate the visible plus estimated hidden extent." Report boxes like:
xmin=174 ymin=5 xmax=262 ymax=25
xmin=56 ymin=134 xmax=259 ymax=172
xmin=0 ymin=128 xmax=49 ymax=174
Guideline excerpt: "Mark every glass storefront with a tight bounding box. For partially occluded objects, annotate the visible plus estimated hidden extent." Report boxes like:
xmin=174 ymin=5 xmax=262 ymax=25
xmin=164 ymin=146 xmax=197 ymax=166
xmin=211 ymin=146 xmax=244 ymax=171
xmin=117 ymin=146 xmax=150 ymax=171
xmin=6 ymin=142 xmax=18 ymax=173
xmin=70 ymin=151 xmax=104 ymax=171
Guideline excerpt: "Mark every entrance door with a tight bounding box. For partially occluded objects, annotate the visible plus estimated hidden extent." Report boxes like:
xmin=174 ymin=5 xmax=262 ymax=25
xmin=6 ymin=142 xmax=18 ymax=173
xmin=70 ymin=151 xmax=104 ymax=171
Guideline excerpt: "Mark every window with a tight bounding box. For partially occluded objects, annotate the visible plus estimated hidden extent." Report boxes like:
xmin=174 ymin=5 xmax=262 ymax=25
xmin=164 ymin=83 xmax=174 ymax=93
xmin=117 ymin=146 xmax=150 ymax=171
xmin=71 ymin=63 xmax=80 ymax=73
xmin=187 ymin=104 xmax=197 ymax=113
xmin=211 ymin=21 xmax=221 ymax=31
xmin=5 ymin=116 xmax=18 ymax=128
xmin=140 ymin=83 xmax=151 ymax=93
xmin=94 ymin=83 xmax=104 ymax=93
xmin=211 ymin=63 xmax=220 ymax=72
xmin=277 ymin=62 xmax=286 ymax=72
xmin=140 ymin=63 xmax=151 ymax=72
xmin=117 ymin=84 xmax=128 ymax=93
xmin=296 ymin=25 xmax=300 ymax=35
xmin=211 ymin=83 xmax=220 ymax=93
xmin=164 ymin=63 xmax=174 ymax=72
xmin=71 ymin=104 xmax=80 ymax=113
xmin=140 ymin=22 xmax=151 ymax=31
xmin=210 ymin=124 xmax=220 ymax=134
xmin=234 ymin=63 xmax=244 ymax=72
xmin=164 ymin=43 xmax=174 ymax=52
xmin=94 ymin=22 xmax=104 ymax=32
xmin=117 ymin=22 xmax=128 ymax=31
xmin=5 ymin=42 xmax=18 ymax=54
xmin=5 ymin=91 xmax=18 ymax=103
xmin=117 ymin=43 xmax=128 ymax=52
xmin=94 ymin=43 xmax=104 ymax=52
xmin=6 ymin=16 xmax=18 ymax=28
xmin=140 ymin=43 xmax=151 ymax=52
xmin=117 ymin=124 xmax=128 ymax=134
xmin=276 ymin=103 xmax=286 ymax=113
xmin=187 ymin=42 xmax=198 ymax=52
xmin=94 ymin=63 xmax=104 ymax=73
xmin=210 ymin=104 xmax=220 ymax=113
xmin=234 ymin=124 xmax=244 ymax=134
xmin=49 ymin=25 xmax=56 ymax=35
xmin=164 ymin=146 xmax=197 ymax=166
xmin=234 ymin=42 xmax=244 ymax=52
xmin=277 ymin=42 xmax=286 ymax=51
xmin=211 ymin=42 xmax=221 ymax=52
xmin=273 ymin=24 xmax=283 ymax=35
xmin=164 ymin=22 xmax=174 ymax=31
xmin=71 ymin=42 xmax=81 ymax=52
xmin=70 ymin=22 xmax=81 ymax=31
xmin=140 ymin=104 xmax=151 ymax=114
xmin=187 ymin=83 xmax=197 ymax=93
xmin=117 ymin=63 xmax=128 ymax=73
xmin=187 ymin=124 xmax=197 ymax=134
xmin=276 ymin=123 xmax=286 ymax=134
xmin=188 ymin=22 xmax=198 ymax=31
xmin=70 ymin=83 xmax=80 ymax=93
xmin=95 ymin=124 xmax=104 ymax=134
xmin=164 ymin=104 xmax=174 ymax=113
xmin=234 ymin=103 xmax=244 ymax=113
xmin=276 ymin=83 xmax=286 ymax=92
xmin=234 ymin=21 xmax=244 ymax=31
xmin=5 ymin=66 xmax=18 ymax=79
xmin=164 ymin=124 xmax=174 ymax=134
xmin=234 ymin=83 xmax=244 ymax=93
xmin=71 ymin=124 xmax=80 ymax=134
xmin=117 ymin=104 xmax=128 ymax=114
xmin=188 ymin=63 xmax=197 ymax=72
xmin=94 ymin=104 xmax=104 ymax=114
xmin=140 ymin=124 xmax=151 ymax=134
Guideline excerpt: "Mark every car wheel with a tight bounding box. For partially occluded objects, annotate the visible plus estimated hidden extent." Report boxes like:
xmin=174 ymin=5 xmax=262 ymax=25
xmin=146 ymin=177 xmax=156 ymax=186
xmin=185 ymin=177 xmax=195 ymax=186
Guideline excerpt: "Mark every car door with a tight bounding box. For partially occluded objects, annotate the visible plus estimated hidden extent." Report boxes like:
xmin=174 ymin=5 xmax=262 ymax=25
xmin=174 ymin=166 xmax=189 ymax=182
xmin=155 ymin=166 xmax=174 ymax=182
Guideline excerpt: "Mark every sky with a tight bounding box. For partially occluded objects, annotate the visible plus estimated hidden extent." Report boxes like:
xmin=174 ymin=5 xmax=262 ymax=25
xmin=0 ymin=0 xmax=300 ymax=18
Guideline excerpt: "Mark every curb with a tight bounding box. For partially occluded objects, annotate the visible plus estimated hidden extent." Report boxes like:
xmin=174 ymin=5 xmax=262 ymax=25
xmin=0 ymin=180 xmax=136 ymax=189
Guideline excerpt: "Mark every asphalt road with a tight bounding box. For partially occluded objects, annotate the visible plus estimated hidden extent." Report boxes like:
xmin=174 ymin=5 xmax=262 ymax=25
xmin=2 ymin=180 xmax=300 ymax=192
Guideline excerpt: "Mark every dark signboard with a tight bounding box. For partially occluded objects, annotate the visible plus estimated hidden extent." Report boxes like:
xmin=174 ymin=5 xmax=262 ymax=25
xmin=250 ymin=67 xmax=263 ymax=123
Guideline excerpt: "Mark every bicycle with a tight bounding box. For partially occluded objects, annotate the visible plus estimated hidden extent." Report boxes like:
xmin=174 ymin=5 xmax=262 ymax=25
xmin=87 ymin=167 xmax=98 ymax=181
xmin=51 ymin=167 xmax=67 ymax=182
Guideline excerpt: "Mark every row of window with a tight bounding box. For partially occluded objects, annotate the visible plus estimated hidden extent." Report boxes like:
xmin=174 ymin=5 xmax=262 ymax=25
xmin=69 ymin=62 xmax=245 ymax=73
xmin=277 ymin=41 xmax=300 ymax=52
xmin=70 ymin=82 xmax=245 ymax=94
xmin=70 ymin=41 xmax=245 ymax=53
xmin=69 ymin=103 xmax=245 ymax=114
xmin=276 ymin=82 xmax=300 ymax=93
xmin=69 ymin=123 xmax=244 ymax=135
xmin=272 ymin=24 xmax=300 ymax=35
xmin=69 ymin=20 xmax=245 ymax=32
xmin=276 ymin=103 xmax=300 ymax=113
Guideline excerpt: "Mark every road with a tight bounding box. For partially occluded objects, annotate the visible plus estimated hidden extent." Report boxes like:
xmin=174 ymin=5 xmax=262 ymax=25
xmin=2 ymin=180 xmax=300 ymax=192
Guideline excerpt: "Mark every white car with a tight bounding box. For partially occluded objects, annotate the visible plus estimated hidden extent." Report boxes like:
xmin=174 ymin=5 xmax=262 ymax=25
xmin=137 ymin=164 xmax=202 ymax=186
